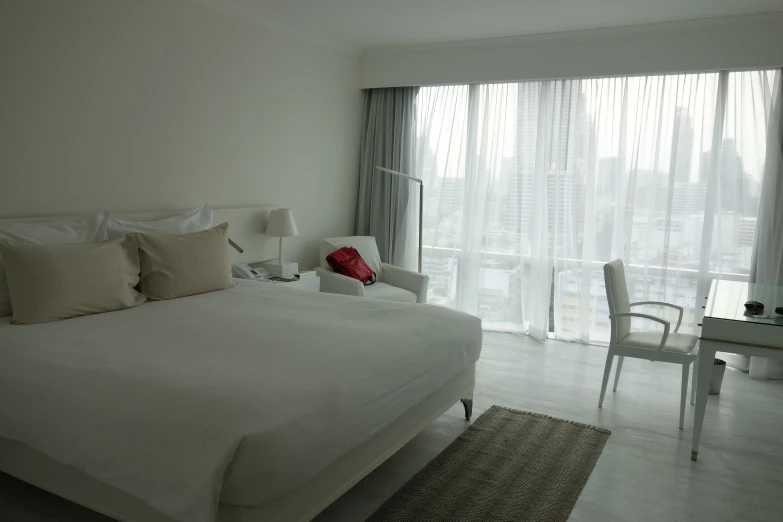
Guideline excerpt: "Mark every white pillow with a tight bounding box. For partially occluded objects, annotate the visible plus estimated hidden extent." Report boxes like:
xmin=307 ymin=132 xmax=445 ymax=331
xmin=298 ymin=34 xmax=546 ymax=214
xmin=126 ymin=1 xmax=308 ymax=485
xmin=0 ymin=211 xmax=110 ymax=317
xmin=107 ymin=204 xmax=213 ymax=240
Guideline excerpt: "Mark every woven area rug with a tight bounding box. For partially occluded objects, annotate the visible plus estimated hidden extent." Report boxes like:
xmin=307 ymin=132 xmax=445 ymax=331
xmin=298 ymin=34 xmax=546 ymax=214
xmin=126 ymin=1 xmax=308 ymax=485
xmin=367 ymin=405 xmax=610 ymax=522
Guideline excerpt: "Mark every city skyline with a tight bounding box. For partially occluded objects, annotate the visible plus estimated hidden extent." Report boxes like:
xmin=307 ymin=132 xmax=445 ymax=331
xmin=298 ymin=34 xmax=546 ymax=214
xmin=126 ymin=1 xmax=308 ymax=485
xmin=417 ymin=74 xmax=772 ymax=183
xmin=415 ymin=73 xmax=771 ymax=337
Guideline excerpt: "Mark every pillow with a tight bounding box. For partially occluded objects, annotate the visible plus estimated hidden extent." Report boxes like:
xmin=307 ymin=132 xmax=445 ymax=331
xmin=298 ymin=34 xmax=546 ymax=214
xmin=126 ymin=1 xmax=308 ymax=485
xmin=0 ymin=211 xmax=110 ymax=317
xmin=0 ymin=236 xmax=145 ymax=324
xmin=134 ymin=223 xmax=233 ymax=300
xmin=107 ymin=204 xmax=213 ymax=240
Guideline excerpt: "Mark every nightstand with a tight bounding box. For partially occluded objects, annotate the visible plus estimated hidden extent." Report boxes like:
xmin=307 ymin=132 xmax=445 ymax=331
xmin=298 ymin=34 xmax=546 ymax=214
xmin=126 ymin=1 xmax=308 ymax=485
xmin=269 ymin=276 xmax=320 ymax=293
xmin=247 ymin=262 xmax=320 ymax=293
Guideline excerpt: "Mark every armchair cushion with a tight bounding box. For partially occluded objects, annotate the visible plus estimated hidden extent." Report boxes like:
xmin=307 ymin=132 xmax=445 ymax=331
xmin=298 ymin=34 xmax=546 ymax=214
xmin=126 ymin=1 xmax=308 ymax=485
xmin=620 ymin=332 xmax=699 ymax=354
xmin=364 ymin=283 xmax=416 ymax=303
xmin=381 ymin=263 xmax=429 ymax=304
xmin=314 ymin=267 xmax=365 ymax=297
xmin=321 ymin=237 xmax=382 ymax=277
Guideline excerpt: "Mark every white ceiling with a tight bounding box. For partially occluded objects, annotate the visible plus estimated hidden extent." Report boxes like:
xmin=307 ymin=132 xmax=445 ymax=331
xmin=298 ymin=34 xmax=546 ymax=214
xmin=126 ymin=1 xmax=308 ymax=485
xmin=192 ymin=0 xmax=783 ymax=52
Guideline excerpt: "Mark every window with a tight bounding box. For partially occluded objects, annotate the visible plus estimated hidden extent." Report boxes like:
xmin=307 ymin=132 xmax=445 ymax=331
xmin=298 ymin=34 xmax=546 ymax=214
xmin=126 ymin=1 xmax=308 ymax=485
xmin=415 ymin=70 xmax=778 ymax=342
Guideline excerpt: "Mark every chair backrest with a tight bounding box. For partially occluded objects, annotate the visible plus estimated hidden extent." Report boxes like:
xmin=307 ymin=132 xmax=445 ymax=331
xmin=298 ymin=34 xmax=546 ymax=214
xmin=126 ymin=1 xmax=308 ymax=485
xmin=321 ymin=236 xmax=383 ymax=277
xmin=604 ymin=259 xmax=631 ymax=341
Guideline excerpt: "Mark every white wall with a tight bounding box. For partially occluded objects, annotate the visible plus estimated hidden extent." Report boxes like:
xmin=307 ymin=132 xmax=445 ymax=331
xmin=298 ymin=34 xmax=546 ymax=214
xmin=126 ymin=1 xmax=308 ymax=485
xmin=360 ymin=14 xmax=783 ymax=88
xmin=0 ymin=0 xmax=361 ymax=269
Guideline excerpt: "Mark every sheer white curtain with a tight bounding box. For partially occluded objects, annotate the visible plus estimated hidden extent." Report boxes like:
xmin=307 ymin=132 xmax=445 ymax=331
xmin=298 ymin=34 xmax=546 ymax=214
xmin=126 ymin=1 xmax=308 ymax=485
xmin=415 ymin=70 xmax=780 ymax=349
xmin=747 ymin=70 xmax=783 ymax=379
xmin=414 ymin=83 xmax=552 ymax=339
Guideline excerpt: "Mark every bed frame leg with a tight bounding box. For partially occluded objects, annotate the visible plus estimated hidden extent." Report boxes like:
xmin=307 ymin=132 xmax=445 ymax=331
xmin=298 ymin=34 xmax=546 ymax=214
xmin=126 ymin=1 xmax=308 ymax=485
xmin=460 ymin=397 xmax=473 ymax=421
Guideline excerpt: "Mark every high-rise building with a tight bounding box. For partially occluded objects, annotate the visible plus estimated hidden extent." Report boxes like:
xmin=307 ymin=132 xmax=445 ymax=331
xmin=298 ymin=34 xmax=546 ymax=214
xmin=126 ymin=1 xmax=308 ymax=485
xmin=596 ymin=157 xmax=619 ymax=197
xmin=514 ymin=82 xmax=542 ymax=253
xmin=594 ymin=157 xmax=620 ymax=261
xmin=514 ymin=81 xmax=593 ymax=259
xmin=719 ymin=138 xmax=745 ymax=213
xmin=672 ymin=107 xmax=694 ymax=184
xmin=698 ymin=137 xmax=746 ymax=213
xmin=497 ymin=156 xmax=521 ymax=240
xmin=425 ymin=177 xmax=464 ymax=221
xmin=671 ymin=182 xmax=708 ymax=214
xmin=418 ymin=143 xmax=438 ymax=187
xmin=738 ymin=217 xmax=757 ymax=246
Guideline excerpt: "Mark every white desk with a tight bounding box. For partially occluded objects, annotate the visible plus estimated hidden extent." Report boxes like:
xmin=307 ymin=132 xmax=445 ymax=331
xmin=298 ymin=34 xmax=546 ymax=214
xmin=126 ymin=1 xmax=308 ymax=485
xmin=692 ymin=280 xmax=783 ymax=461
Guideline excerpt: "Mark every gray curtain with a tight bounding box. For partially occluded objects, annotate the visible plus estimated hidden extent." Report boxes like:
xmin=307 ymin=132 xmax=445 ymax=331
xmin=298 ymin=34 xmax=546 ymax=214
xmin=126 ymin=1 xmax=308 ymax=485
xmin=747 ymin=69 xmax=783 ymax=379
xmin=750 ymin=71 xmax=783 ymax=287
xmin=355 ymin=87 xmax=418 ymax=267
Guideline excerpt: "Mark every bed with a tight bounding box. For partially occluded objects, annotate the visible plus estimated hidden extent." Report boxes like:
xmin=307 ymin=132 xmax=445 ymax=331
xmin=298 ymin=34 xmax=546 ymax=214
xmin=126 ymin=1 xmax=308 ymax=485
xmin=0 ymin=208 xmax=482 ymax=522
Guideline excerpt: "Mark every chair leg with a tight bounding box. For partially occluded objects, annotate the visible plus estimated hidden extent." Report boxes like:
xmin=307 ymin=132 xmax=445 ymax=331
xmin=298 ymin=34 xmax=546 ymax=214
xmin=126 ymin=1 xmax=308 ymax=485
xmin=690 ymin=358 xmax=698 ymax=405
xmin=599 ymin=349 xmax=614 ymax=408
xmin=680 ymin=363 xmax=690 ymax=429
xmin=613 ymin=356 xmax=624 ymax=392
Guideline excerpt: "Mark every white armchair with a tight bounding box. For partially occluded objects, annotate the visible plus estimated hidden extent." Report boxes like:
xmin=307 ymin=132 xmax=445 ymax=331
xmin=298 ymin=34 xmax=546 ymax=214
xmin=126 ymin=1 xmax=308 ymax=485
xmin=315 ymin=236 xmax=429 ymax=304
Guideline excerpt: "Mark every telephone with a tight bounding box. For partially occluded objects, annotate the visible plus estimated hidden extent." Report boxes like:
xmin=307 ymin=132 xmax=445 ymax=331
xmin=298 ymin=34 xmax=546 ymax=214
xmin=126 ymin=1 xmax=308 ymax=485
xmin=232 ymin=263 xmax=272 ymax=281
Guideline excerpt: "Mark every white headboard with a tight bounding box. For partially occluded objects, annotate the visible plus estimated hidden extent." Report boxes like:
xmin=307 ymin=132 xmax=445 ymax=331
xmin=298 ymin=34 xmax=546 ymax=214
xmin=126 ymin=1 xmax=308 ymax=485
xmin=0 ymin=206 xmax=278 ymax=264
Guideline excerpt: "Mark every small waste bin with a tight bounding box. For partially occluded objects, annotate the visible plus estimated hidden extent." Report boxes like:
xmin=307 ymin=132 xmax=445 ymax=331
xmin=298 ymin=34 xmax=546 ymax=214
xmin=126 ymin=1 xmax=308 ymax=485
xmin=709 ymin=359 xmax=726 ymax=395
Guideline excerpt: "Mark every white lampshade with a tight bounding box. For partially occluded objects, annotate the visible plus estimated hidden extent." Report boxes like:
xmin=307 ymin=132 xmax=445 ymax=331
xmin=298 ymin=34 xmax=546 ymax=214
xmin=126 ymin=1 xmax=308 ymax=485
xmin=265 ymin=208 xmax=299 ymax=237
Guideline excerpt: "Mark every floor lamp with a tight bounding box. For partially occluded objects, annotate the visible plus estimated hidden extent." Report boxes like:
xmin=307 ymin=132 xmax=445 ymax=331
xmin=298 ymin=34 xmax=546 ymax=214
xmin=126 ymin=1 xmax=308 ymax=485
xmin=374 ymin=166 xmax=424 ymax=273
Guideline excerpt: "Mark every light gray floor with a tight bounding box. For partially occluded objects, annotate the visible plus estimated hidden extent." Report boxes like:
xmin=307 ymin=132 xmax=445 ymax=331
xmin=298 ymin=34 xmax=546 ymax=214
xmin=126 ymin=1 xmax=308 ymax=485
xmin=316 ymin=333 xmax=783 ymax=522
xmin=2 ymin=333 xmax=783 ymax=521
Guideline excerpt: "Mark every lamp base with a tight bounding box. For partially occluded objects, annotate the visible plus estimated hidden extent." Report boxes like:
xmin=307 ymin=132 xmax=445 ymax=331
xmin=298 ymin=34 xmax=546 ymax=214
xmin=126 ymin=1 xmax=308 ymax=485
xmin=263 ymin=261 xmax=298 ymax=279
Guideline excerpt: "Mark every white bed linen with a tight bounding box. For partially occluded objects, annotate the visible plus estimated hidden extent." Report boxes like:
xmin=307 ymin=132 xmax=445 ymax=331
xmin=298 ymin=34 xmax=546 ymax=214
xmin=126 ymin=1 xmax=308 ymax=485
xmin=107 ymin=203 xmax=213 ymax=239
xmin=0 ymin=280 xmax=481 ymax=522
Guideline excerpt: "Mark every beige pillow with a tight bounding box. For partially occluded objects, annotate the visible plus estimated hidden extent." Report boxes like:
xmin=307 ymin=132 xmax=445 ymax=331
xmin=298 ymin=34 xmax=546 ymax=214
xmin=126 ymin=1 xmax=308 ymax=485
xmin=0 ymin=212 xmax=110 ymax=317
xmin=0 ymin=236 xmax=146 ymax=324
xmin=134 ymin=223 xmax=233 ymax=300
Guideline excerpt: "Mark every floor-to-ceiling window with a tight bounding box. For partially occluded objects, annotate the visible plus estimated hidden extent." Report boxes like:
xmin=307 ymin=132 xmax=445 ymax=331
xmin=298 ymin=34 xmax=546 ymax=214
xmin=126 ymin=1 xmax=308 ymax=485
xmin=414 ymin=70 xmax=779 ymax=343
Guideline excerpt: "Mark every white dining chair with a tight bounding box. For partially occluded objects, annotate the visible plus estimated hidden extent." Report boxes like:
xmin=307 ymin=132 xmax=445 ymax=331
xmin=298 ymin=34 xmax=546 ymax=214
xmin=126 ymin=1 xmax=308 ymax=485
xmin=599 ymin=259 xmax=700 ymax=429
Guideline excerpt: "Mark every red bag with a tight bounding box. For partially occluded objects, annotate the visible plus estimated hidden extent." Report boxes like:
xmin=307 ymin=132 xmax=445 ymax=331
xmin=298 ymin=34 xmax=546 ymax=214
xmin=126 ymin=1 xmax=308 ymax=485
xmin=326 ymin=247 xmax=376 ymax=285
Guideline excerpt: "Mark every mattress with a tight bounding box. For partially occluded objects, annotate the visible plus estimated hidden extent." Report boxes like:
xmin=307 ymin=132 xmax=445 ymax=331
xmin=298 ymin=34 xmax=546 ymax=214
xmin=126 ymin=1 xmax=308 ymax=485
xmin=0 ymin=280 xmax=482 ymax=522
xmin=0 ymin=365 xmax=476 ymax=522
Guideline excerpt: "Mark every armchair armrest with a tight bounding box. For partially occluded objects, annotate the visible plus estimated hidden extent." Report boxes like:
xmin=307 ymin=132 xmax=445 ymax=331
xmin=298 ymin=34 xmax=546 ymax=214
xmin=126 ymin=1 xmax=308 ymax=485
xmin=611 ymin=312 xmax=671 ymax=358
xmin=630 ymin=301 xmax=683 ymax=332
xmin=314 ymin=268 xmax=365 ymax=297
xmin=381 ymin=263 xmax=430 ymax=304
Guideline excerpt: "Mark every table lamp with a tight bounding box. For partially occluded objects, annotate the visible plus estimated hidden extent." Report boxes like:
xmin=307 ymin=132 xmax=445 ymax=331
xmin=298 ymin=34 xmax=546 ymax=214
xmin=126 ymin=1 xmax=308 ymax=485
xmin=263 ymin=208 xmax=299 ymax=278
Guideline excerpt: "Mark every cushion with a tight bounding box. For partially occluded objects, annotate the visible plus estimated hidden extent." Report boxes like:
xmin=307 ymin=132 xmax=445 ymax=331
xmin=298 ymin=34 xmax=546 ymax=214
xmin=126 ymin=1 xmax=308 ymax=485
xmin=321 ymin=237 xmax=382 ymax=277
xmin=107 ymin=204 xmax=213 ymax=240
xmin=0 ymin=236 xmax=145 ymax=324
xmin=134 ymin=223 xmax=233 ymax=300
xmin=364 ymin=282 xmax=417 ymax=303
xmin=619 ymin=332 xmax=699 ymax=354
xmin=0 ymin=212 xmax=110 ymax=317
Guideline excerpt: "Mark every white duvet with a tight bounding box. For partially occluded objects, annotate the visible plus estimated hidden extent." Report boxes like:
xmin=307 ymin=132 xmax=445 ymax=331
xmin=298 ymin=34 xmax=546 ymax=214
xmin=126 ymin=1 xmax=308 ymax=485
xmin=0 ymin=280 xmax=482 ymax=522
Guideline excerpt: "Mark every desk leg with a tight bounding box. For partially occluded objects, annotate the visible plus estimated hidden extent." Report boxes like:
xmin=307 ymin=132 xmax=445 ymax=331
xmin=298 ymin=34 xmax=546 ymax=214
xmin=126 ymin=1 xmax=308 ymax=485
xmin=692 ymin=342 xmax=716 ymax=461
